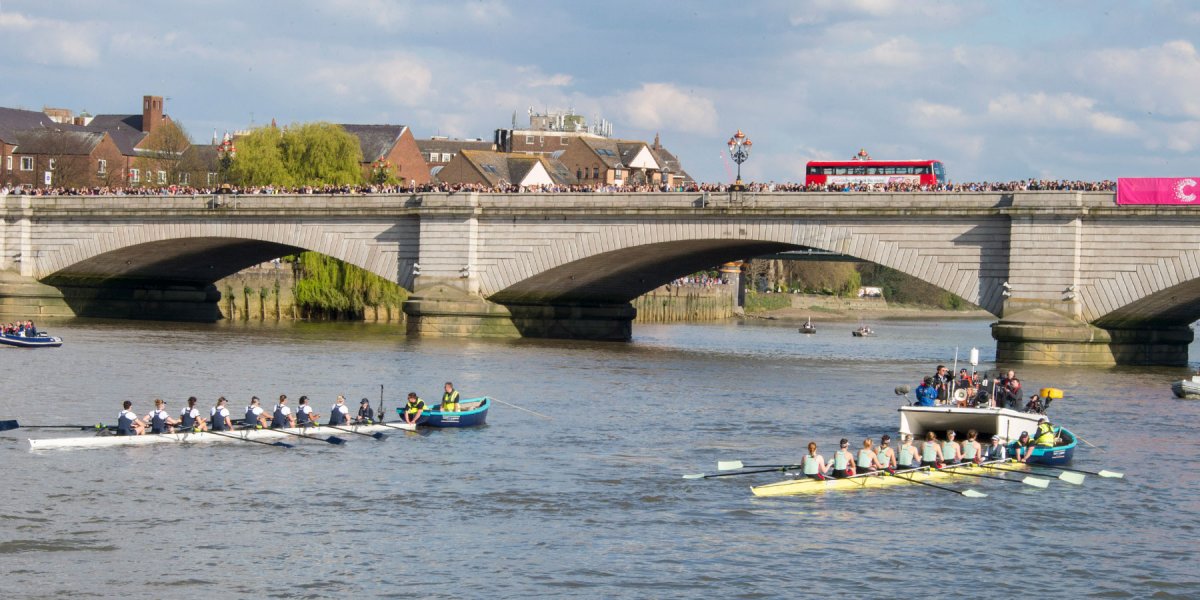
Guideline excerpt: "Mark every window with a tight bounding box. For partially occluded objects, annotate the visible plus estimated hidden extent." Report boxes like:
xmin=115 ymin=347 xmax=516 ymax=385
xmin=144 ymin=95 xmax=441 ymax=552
xmin=129 ymin=168 xmax=140 ymax=183
xmin=481 ymin=164 xmax=499 ymax=174
xmin=525 ymin=136 xmax=534 ymax=144
xmin=178 ymin=172 xmax=189 ymax=184
xmin=560 ymin=137 xmax=569 ymax=145
xmin=592 ymin=167 xmax=599 ymax=179
xmin=20 ymin=156 xmax=33 ymax=171
xmin=5 ymin=155 xmax=10 ymax=171
xmin=576 ymin=168 xmax=582 ymax=180
xmin=442 ymin=153 xmax=452 ymax=162
xmin=613 ymin=169 xmax=623 ymax=180
xmin=97 ymin=159 xmax=107 ymax=175
xmin=207 ymin=172 xmax=217 ymax=185
xmin=48 ymin=158 xmax=56 ymax=171
xmin=158 ymin=170 xmax=167 ymax=184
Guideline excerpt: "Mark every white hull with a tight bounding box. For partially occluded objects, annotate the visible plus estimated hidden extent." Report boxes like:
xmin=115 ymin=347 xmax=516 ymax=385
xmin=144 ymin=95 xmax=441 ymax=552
xmin=26 ymin=422 xmax=415 ymax=450
xmin=1171 ymin=377 xmax=1200 ymax=399
xmin=898 ymin=405 xmax=1041 ymax=443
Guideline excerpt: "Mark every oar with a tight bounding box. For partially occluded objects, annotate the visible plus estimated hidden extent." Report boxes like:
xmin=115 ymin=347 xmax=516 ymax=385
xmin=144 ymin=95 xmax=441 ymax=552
xmin=944 ymin=465 xmax=1050 ymax=488
xmin=234 ymin=420 xmax=347 ymax=445
xmin=718 ymin=460 xmax=796 ymax=471
xmin=324 ymin=424 xmax=387 ymax=440
xmin=890 ymin=470 xmax=987 ymax=498
xmin=683 ymin=465 xmax=800 ymax=480
xmin=0 ymin=422 xmax=114 ymax=431
xmin=205 ymin=429 xmax=293 ymax=448
xmin=376 ymin=421 xmax=417 ymax=432
xmin=490 ymin=397 xmax=551 ymax=420
xmin=985 ymin=463 xmax=1085 ymax=485
xmin=1033 ymin=464 xmax=1124 ymax=479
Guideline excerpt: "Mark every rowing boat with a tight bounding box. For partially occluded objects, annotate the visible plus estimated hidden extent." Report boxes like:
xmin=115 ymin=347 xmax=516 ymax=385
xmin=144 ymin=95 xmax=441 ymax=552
xmin=398 ymin=396 xmax=490 ymax=427
xmin=750 ymin=459 xmax=1027 ymax=497
xmin=1007 ymin=426 xmax=1076 ymax=466
xmin=26 ymin=422 xmax=415 ymax=451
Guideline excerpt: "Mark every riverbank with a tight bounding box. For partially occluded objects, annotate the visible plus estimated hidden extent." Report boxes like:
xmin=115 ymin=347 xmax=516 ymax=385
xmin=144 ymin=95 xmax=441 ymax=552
xmin=747 ymin=293 xmax=990 ymax=321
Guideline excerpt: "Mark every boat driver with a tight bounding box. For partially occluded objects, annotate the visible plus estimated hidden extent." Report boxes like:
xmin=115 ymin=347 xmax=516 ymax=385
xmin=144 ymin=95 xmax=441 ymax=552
xmin=441 ymin=382 xmax=460 ymax=412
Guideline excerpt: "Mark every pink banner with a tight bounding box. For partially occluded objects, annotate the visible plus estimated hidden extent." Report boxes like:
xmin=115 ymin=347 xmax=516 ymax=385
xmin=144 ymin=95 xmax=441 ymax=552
xmin=1117 ymin=177 xmax=1200 ymax=205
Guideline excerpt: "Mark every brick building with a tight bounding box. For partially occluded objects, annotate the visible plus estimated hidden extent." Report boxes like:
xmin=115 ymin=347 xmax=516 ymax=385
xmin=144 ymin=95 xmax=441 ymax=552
xmin=417 ymin=137 xmax=494 ymax=179
xmin=339 ymin=124 xmax=431 ymax=185
xmin=10 ymin=129 xmax=125 ymax=188
xmin=558 ymin=137 xmax=671 ymax=186
xmin=437 ymin=150 xmax=577 ymax=188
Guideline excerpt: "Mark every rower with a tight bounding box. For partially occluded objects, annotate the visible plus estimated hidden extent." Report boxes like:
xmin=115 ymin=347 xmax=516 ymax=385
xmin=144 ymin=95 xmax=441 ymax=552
xmin=800 ymin=442 xmax=828 ymax=480
xmin=897 ymin=434 xmax=919 ymax=469
xmin=982 ymin=434 xmax=1007 ymax=461
xmin=180 ymin=396 xmax=207 ymax=431
xmin=831 ymin=438 xmax=854 ymax=478
xmin=328 ymin=395 xmax=351 ymax=426
xmin=876 ymin=434 xmax=897 ymax=471
xmin=295 ymin=396 xmax=319 ymax=428
xmin=210 ymin=397 xmax=232 ymax=431
xmin=441 ymin=382 xmax=460 ymax=412
xmin=1033 ymin=417 xmax=1057 ymax=447
xmin=920 ymin=431 xmax=944 ymax=467
xmin=143 ymin=398 xmax=179 ymax=434
xmin=402 ymin=392 xmax=425 ymax=425
xmin=355 ymin=398 xmax=374 ymax=424
xmin=855 ymin=438 xmax=883 ymax=474
xmin=1014 ymin=431 xmax=1036 ymax=462
xmin=961 ymin=429 xmax=983 ymax=464
xmin=942 ymin=430 xmax=963 ymax=464
xmin=117 ymin=400 xmax=146 ymax=436
xmin=271 ymin=394 xmax=295 ymax=429
xmin=244 ymin=397 xmax=270 ymax=429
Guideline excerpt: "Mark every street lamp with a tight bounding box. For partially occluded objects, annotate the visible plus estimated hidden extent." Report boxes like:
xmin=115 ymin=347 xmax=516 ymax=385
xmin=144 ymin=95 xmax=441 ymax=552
xmin=217 ymin=134 xmax=237 ymax=185
xmin=727 ymin=129 xmax=752 ymax=190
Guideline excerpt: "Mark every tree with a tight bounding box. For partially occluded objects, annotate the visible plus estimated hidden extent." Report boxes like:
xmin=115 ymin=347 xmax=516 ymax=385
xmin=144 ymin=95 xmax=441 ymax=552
xmin=228 ymin=122 xmax=362 ymax=187
xmin=132 ymin=121 xmax=192 ymax=187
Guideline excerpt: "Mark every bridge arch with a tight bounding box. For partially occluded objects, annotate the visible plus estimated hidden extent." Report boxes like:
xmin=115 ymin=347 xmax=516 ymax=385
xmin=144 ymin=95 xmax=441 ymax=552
xmin=480 ymin=219 xmax=1007 ymax=315
xmin=1084 ymin=247 xmax=1200 ymax=328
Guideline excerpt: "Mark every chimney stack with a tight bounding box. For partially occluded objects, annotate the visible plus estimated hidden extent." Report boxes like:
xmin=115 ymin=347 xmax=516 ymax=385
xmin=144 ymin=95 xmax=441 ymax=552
xmin=142 ymin=95 xmax=163 ymax=133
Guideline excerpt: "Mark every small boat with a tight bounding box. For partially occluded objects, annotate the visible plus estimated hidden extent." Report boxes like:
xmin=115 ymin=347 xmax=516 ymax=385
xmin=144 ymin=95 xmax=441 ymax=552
xmin=397 ymin=396 xmax=490 ymax=427
xmin=799 ymin=320 xmax=817 ymax=334
xmin=898 ymin=404 xmax=1043 ymax=444
xmin=0 ymin=333 xmax=63 ymax=348
xmin=1171 ymin=376 xmax=1200 ymax=399
xmin=851 ymin=326 xmax=875 ymax=337
xmin=26 ymin=422 xmax=414 ymax=451
xmin=751 ymin=459 xmax=1026 ymax=497
xmin=1007 ymin=426 xmax=1076 ymax=466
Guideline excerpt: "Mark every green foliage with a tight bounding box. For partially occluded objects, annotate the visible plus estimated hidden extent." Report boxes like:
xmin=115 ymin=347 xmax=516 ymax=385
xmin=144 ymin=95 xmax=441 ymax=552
xmin=228 ymin=122 xmax=363 ymax=186
xmin=292 ymin=252 xmax=408 ymax=319
xmin=744 ymin=292 xmax=792 ymax=313
xmin=857 ymin=264 xmax=973 ymax=309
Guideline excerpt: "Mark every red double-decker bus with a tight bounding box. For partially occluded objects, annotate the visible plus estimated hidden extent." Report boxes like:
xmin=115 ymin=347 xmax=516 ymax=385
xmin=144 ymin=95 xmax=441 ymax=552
xmin=805 ymin=155 xmax=946 ymax=187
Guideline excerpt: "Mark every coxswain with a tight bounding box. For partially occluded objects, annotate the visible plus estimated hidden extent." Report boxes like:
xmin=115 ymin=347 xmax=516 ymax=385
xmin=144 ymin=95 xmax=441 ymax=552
xmin=180 ymin=396 xmax=207 ymax=431
xmin=876 ymin=434 xmax=897 ymax=471
xmin=295 ymin=396 xmax=319 ymax=427
xmin=961 ymin=429 xmax=983 ymax=464
xmin=143 ymin=398 xmax=179 ymax=434
xmin=244 ymin=396 xmax=270 ymax=429
xmin=210 ymin=397 xmax=232 ymax=431
xmin=1014 ymin=431 xmax=1036 ymax=462
xmin=800 ymin=442 xmax=828 ymax=480
xmin=896 ymin=434 xmax=919 ymax=469
xmin=441 ymin=382 xmax=460 ymax=412
xmin=271 ymin=394 xmax=295 ymax=429
xmin=831 ymin=438 xmax=855 ymax=478
xmin=855 ymin=438 xmax=883 ymax=474
xmin=942 ymin=430 xmax=963 ymax=464
xmin=355 ymin=398 xmax=374 ymax=424
xmin=1033 ymin=417 xmax=1057 ymax=447
xmin=117 ymin=400 xmax=146 ymax=436
xmin=402 ymin=392 xmax=425 ymax=425
xmin=920 ymin=431 xmax=944 ymax=467
xmin=328 ymin=395 xmax=351 ymax=426
xmin=982 ymin=435 xmax=1007 ymax=461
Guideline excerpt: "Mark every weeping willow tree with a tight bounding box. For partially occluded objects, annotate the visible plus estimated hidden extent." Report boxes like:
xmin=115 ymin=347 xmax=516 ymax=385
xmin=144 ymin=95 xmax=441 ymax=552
xmin=292 ymin=253 xmax=408 ymax=320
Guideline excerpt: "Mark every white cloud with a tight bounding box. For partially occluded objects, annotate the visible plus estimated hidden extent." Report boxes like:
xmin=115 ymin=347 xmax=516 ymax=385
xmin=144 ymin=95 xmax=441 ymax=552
xmin=1082 ymin=40 xmax=1200 ymax=120
xmin=310 ymin=55 xmax=433 ymax=107
xmin=613 ymin=83 xmax=718 ymax=135
xmin=987 ymin=92 xmax=1139 ymax=136
xmin=0 ymin=10 xmax=99 ymax=67
xmin=910 ymin=100 xmax=967 ymax=127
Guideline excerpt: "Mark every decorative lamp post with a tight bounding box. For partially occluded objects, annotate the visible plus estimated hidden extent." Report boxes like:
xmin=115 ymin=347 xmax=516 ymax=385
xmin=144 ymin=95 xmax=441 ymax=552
xmin=217 ymin=134 xmax=237 ymax=185
xmin=371 ymin=158 xmax=392 ymax=185
xmin=727 ymin=129 xmax=752 ymax=190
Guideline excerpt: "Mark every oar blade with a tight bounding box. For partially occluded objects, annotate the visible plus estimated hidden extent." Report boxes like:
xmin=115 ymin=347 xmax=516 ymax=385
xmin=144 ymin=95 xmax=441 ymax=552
xmin=372 ymin=432 xmax=389 ymax=440
xmin=1098 ymin=469 xmax=1124 ymax=479
xmin=1022 ymin=476 xmax=1050 ymax=489
xmin=272 ymin=441 xmax=295 ymax=448
xmin=682 ymin=473 xmax=706 ymax=480
xmin=0 ymin=419 xmax=19 ymax=432
xmin=326 ymin=436 xmax=347 ymax=445
xmin=1058 ymin=471 xmax=1086 ymax=485
xmin=717 ymin=460 xmax=744 ymax=471
xmin=961 ymin=489 xmax=988 ymax=498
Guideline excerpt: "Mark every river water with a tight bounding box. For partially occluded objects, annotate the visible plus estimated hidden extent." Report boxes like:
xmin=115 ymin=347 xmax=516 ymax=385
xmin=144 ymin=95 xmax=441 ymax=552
xmin=1 ymin=317 xmax=1197 ymax=598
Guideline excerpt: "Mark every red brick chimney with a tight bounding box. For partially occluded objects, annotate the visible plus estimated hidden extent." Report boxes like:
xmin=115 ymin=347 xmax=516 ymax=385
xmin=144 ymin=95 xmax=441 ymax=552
xmin=142 ymin=95 xmax=163 ymax=133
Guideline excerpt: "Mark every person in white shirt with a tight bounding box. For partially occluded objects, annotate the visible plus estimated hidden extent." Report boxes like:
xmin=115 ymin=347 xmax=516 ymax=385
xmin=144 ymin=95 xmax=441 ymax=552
xmin=243 ymin=396 xmax=270 ymax=429
xmin=271 ymin=394 xmax=295 ymax=429
xmin=143 ymin=398 xmax=179 ymax=434
xmin=210 ymin=397 xmax=232 ymax=431
xmin=328 ymin=395 xmax=351 ymax=426
xmin=117 ymin=400 xmax=146 ymax=436
xmin=294 ymin=396 xmax=319 ymax=427
xmin=179 ymin=396 xmax=207 ymax=431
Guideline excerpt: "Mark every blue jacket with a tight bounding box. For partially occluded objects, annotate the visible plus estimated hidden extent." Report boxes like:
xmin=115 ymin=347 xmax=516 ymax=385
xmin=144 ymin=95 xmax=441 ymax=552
xmin=915 ymin=384 xmax=938 ymax=406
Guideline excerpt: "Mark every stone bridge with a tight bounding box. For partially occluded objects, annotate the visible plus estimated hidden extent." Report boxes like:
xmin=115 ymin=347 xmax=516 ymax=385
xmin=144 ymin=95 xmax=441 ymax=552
xmin=1 ymin=190 xmax=1197 ymax=365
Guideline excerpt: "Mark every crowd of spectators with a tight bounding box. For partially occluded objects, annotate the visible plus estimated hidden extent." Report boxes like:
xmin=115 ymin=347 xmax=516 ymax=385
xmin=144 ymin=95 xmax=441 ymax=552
xmin=0 ymin=178 xmax=1116 ymax=197
xmin=671 ymin=274 xmax=726 ymax=287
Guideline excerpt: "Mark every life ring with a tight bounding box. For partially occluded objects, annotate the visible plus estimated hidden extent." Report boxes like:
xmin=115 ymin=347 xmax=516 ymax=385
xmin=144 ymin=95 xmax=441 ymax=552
xmin=953 ymin=389 xmax=969 ymax=403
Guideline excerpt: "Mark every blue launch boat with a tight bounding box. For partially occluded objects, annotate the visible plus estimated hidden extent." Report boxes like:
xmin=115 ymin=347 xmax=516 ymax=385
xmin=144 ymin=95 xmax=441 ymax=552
xmin=396 ymin=396 xmax=490 ymax=427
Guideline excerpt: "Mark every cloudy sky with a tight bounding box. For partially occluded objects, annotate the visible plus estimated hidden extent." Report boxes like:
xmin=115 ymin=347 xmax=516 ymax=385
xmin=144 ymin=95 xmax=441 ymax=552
xmin=1 ymin=0 xmax=1197 ymax=183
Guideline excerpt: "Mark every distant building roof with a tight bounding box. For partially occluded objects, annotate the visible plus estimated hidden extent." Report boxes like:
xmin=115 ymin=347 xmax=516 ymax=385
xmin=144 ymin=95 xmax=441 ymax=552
xmin=86 ymin=114 xmax=148 ymax=156
xmin=0 ymin=107 xmax=57 ymax=144
xmin=417 ymin=138 xmax=493 ymax=155
xmin=339 ymin=124 xmax=409 ymax=163
xmin=649 ymin=133 xmax=693 ymax=184
xmin=14 ymin=129 xmax=106 ymax=155
xmin=453 ymin=150 xmax=576 ymax=187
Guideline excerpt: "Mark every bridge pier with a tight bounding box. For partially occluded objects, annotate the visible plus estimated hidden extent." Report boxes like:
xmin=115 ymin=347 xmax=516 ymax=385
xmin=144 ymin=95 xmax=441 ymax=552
xmin=992 ymin=308 xmax=1192 ymax=366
